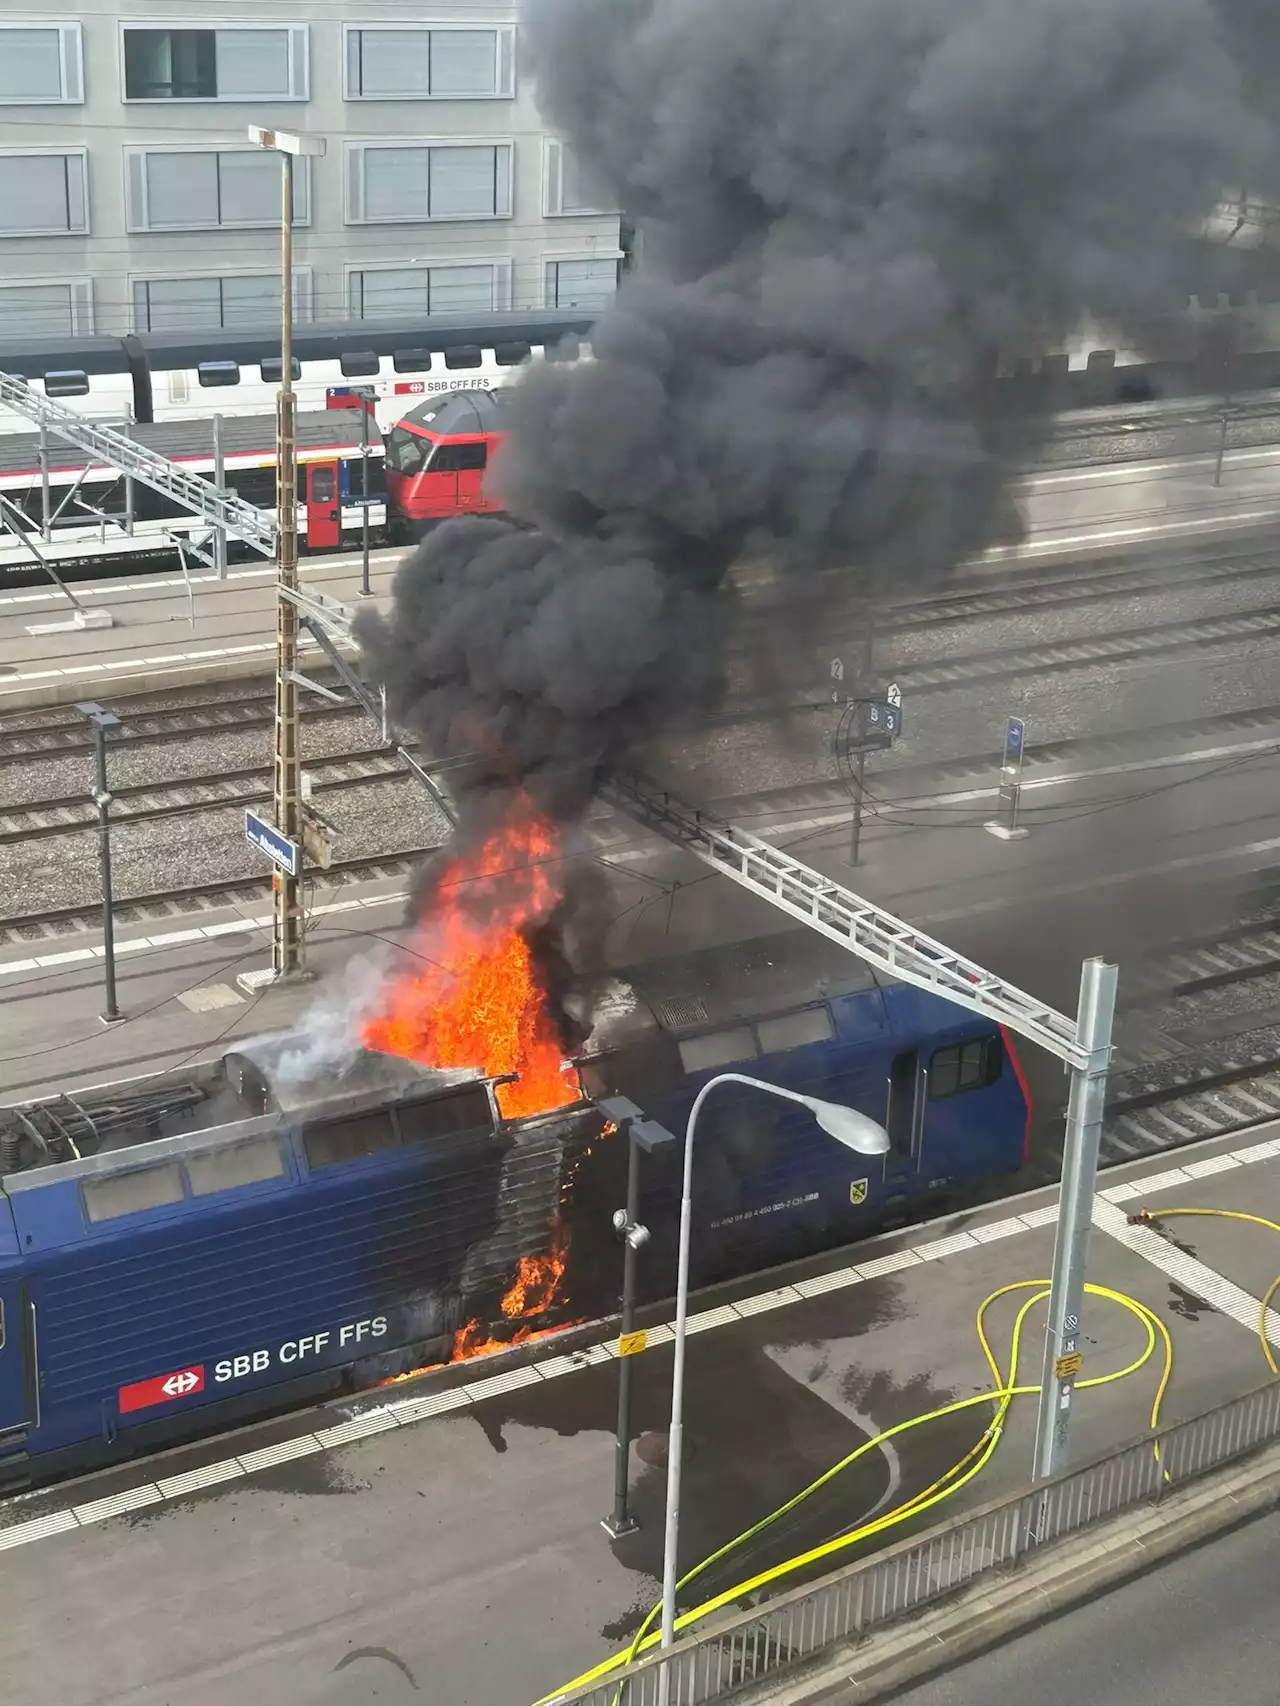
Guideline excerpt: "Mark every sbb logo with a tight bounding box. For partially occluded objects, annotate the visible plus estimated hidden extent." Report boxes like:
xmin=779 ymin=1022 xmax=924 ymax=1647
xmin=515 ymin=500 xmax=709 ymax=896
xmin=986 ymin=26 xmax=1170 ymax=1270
xmin=118 ymin=1364 xmax=206 ymax=1415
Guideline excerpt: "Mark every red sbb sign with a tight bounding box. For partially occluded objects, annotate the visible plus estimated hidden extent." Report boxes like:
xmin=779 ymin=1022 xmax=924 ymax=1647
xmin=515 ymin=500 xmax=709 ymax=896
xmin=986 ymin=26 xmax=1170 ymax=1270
xmin=118 ymin=1364 xmax=206 ymax=1415
xmin=394 ymin=381 xmax=426 ymax=394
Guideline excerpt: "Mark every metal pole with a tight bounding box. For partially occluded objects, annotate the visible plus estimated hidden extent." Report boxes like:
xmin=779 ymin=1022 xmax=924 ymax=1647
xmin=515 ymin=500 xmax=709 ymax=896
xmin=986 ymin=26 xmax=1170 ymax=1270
xmin=604 ymin=1129 xmax=643 ymax=1538
xmin=92 ymin=722 xmax=121 ymax=1024
xmin=658 ymin=1081 xmax=704 ymax=1695
xmin=212 ymin=412 xmax=227 ymax=580
xmin=1031 ymin=956 xmax=1118 ymax=1481
xmin=360 ymin=396 xmax=372 ymax=598
xmin=272 ymin=148 xmax=304 ymax=979
xmin=38 ymin=420 xmax=50 ymax=541
xmin=849 ymin=603 xmax=876 ymax=867
xmin=1213 ymin=409 xmax=1228 ymax=488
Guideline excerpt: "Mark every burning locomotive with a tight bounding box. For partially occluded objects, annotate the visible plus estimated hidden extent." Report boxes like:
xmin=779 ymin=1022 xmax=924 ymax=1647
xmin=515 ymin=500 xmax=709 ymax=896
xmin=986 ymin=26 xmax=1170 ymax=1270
xmin=0 ymin=906 xmax=1028 ymax=1485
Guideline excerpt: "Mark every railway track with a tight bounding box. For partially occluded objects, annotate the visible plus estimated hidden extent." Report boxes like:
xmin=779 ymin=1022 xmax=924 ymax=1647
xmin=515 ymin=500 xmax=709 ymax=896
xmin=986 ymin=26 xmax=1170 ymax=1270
xmin=0 ymin=685 xmax=361 ymax=767
xmin=0 ymin=848 xmax=436 ymax=949
xmin=0 ymin=746 xmax=422 ymax=844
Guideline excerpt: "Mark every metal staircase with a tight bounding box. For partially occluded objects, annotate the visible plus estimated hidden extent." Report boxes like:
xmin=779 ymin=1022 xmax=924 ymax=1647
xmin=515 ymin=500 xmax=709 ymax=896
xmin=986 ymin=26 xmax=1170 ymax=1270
xmin=602 ymin=772 xmax=1085 ymax=1067
xmin=0 ymin=373 xmax=277 ymax=556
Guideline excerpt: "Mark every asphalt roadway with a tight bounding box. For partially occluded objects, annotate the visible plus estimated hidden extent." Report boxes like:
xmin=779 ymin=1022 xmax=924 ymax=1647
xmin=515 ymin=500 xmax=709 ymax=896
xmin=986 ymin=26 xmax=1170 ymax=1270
xmin=2 ymin=1130 xmax=1280 ymax=1705
xmin=892 ymin=1503 xmax=1280 ymax=1706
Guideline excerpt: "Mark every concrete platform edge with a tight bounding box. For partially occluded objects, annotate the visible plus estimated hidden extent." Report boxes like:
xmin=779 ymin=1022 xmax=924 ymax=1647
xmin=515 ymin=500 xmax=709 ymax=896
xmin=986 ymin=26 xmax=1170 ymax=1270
xmin=735 ymin=1441 xmax=1280 ymax=1706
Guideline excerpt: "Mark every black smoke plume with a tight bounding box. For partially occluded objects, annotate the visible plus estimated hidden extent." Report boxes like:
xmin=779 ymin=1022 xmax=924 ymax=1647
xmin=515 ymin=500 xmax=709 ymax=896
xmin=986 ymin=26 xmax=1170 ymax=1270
xmin=358 ymin=0 xmax=1270 ymax=821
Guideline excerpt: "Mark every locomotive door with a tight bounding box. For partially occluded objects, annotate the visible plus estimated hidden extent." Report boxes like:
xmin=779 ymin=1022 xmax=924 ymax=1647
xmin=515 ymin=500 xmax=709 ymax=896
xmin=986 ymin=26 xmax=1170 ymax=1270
xmin=452 ymin=440 xmax=489 ymax=511
xmin=883 ymin=1049 xmax=923 ymax=1181
xmin=0 ymin=1280 xmax=36 ymax=1440
xmin=305 ymin=460 xmax=341 ymax=549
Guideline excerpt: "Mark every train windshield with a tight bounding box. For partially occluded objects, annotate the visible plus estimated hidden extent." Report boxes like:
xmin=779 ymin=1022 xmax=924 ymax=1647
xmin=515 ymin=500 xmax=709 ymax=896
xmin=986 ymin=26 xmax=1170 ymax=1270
xmin=383 ymin=425 xmax=432 ymax=477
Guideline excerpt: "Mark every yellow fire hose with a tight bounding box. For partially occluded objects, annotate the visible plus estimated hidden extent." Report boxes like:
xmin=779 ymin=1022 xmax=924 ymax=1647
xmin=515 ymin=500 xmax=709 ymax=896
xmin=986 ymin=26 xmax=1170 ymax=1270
xmin=541 ymin=1199 xmax=1280 ymax=1703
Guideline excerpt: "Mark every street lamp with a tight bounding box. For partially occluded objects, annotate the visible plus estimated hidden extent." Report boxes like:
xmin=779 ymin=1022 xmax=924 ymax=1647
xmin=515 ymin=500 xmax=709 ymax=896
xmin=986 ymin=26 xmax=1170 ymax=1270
xmin=248 ymin=123 xmax=325 ymax=982
xmin=657 ymin=1074 xmax=889 ymax=1686
xmin=74 ymin=702 xmax=123 ymax=1025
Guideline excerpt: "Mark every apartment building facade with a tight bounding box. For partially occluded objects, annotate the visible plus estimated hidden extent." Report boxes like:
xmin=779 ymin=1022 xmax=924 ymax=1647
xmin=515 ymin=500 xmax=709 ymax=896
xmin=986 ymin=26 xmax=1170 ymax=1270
xmin=0 ymin=3 xmax=622 ymax=340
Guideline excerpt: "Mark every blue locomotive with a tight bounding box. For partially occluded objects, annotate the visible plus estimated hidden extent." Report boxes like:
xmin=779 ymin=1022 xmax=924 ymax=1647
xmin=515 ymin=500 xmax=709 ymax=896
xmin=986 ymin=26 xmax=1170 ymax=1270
xmin=0 ymin=927 xmax=1029 ymax=1484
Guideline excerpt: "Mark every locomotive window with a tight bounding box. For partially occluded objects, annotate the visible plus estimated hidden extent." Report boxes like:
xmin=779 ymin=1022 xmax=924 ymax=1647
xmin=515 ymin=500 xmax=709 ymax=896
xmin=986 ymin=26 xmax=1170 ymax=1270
xmin=928 ymin=1036 xmax=1003 ymax=1101
xmin=187 ymin=1138 xmax=285 ymax=1197
xmin=430 ymin=440 xmax=487 ymax=473
xmin=259 ymin=356 xmax=302 ymax=383
xmin=395 ymin=1086 xmax=493 ymax=1145
xmin=393 ymin=348 xmax=433 ymax=373
xmin=83 ymin=1163 xmax=185 ymax=1223
xmin=43 ymin=370 xmax=90 ymax=398
xmin=494 ymin=341 xmax=531 ymax=366
xmin=340 ymin=349 xmax=379 ymax=378
xmin=383 ymin=426 xmax=431 ymax=476
xmin=303 ymin=1111 xmax=398 ymax=1170
xmin=444 ymin=344 xmax=482 ymax=370
xmin=198 ymin=360 xmax=240 ymax=388
xmin=678 ymin=1026 xmax=757 ymax=1075
xmin=756 ymin=1006 xmax=834 ymax=1055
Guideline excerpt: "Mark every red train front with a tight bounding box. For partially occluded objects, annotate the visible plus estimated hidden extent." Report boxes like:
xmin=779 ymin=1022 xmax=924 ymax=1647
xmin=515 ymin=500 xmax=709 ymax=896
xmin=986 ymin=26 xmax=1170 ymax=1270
xmin=382 ymin=388 xmax=508 ymax=525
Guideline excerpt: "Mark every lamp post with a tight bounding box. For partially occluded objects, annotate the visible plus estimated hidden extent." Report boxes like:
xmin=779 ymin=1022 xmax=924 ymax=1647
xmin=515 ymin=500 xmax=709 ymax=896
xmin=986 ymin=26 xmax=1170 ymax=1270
xmin=248 ymin=123 xmax=325 ymax=982
xmin=599 ymin=1096 xmax=679 ymax=1539
xmin=74 ymin=701 xmax=123 ymax=1025
xmin=656 ymin=1074 xmax=890 ymax=1693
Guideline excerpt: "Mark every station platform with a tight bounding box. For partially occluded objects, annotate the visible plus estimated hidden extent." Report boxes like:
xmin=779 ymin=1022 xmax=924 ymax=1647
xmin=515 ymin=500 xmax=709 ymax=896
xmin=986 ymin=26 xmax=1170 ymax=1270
xmin=0 ymin=546 xmax=400 ymax=711
xmin=3 ymin=440 xmax=1280 ymax=712
xmin=0 ymin=1123 xmax=1278 ymax=1706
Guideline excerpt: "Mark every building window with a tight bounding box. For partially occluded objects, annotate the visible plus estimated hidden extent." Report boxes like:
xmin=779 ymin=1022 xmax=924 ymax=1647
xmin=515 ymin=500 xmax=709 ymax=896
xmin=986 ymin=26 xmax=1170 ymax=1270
xmin=133 ymin=270 xmax=310 ymax=333
xmin=544 ymin=257 xmax=619 ymax=311
xmin=126 ymin=148 xmax=308 ymax=232
xmin=345 ymin=25 xmax=514 ymax=100
xmin=0 ymin=280 xmax=93 ymax=338
xmin=345 ymin=141 xmax=512 ymax=224
xmin=346 ymin=259 xmax=511 ymax=319
xmin=0 ymin=23 xmax=83 ymax=104
xmin=928 ymin=1035 xmax=1004 ymax=1101
xmin=0 ymin=150 xmax=88 ymax=238
xmin=543 ymin=138 xmax=613 ymax=217
xmin=121 ymin=24 xmax=307 ymax=101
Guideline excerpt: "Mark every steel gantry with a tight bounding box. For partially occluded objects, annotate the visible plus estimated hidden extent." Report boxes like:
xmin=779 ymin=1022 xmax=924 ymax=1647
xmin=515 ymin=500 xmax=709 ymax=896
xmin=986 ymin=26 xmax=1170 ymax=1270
xmin=0 ymin=374 xmax=277 ymax=556
xmin=601 ymin=773 xmax=1116 ymax=1483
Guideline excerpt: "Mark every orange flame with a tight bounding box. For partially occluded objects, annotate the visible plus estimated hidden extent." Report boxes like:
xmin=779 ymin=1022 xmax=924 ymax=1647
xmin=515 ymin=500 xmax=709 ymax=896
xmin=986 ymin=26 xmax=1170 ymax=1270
xmin=362 ymin=803 xmax=579 ymax=1120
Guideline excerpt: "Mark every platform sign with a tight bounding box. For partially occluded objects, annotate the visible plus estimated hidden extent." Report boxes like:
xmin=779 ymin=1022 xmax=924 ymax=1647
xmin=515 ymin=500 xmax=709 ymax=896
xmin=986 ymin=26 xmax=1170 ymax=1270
xmin=118 ymin=1364 xmax=205 ymax=1415
xmin=866 ymin=699 xmax=901 ymax=740
xmin=245 ymin=810 xmax=301 ymax=878
xmin=986 ymin=717 xmax=1030 ymax=839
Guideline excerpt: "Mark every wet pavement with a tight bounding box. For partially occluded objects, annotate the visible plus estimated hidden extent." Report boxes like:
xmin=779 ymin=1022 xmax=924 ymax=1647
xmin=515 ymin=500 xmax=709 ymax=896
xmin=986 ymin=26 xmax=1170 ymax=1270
xmin=2 ymin=1124 xmax=1280 ymax=1706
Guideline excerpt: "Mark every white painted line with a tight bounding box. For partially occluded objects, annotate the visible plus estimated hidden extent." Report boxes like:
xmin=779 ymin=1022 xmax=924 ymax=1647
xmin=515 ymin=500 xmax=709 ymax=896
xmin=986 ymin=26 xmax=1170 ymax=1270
xmin=34 ymin=948 xmax=96 ymax=967
xmin=0 ymin=959 xmax=37 ymax=977
xmin=914 ymin=1231 xmax=978 ymax=1261
xmin=465 ymin=1365 xmax=544 ymax=1400
xmin=732 ymin=1285 xmax=804 ymax=1316
xmin=685 ymin=1304 xmax=740 ymax=1335
xmin=384 ymin=1389 xmax=473 ymax=1424
xmin=969 ymin=1217 xmax=1026 ymax=1244
xmin=793 ymin=1266 xmax=864 ymax=1297
xmin=235 ymin=1436 xmax=324 ymax=1474
xmin=1100 ymin=1167 xmax=1190 ymax=1203
xmin=0 ymin=1512 xmax=78 ymax=1549
xmin=73 ymin=1485 xmax=164 ymax=1524
xmin=312 ymin=1411 xmax=401 ymax=1448
xmin=1182 ymin=1153 xmax=1243 ymax=1179
xmin=1235 ymin=1139 xmax=1280 ymax=1164
xmin=146 ymin=930 xmax=205 ymax=948
xmin=155 ymin=1460 xmax=246 ymax=1499
xmin=855 ymin=1249 xmax=922 ymax=1279
xmin=1018 ymin=1205 xmax=1060 ymax=1228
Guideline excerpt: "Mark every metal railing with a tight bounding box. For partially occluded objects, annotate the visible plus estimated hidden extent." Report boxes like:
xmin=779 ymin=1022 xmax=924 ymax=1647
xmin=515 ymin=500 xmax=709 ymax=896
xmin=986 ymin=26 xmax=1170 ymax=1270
xmin=548 ymin=1376 xmax=1280 ymax=1706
